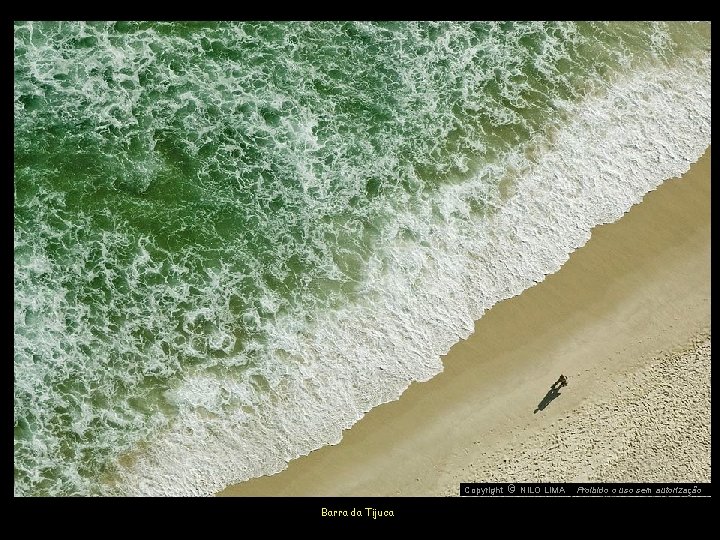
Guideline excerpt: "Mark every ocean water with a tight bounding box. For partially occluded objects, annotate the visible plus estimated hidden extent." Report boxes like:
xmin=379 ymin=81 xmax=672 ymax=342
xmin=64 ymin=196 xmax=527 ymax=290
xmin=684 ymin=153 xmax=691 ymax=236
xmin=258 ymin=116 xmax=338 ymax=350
xmin=14 ymin=21 xmax=710 ymax=496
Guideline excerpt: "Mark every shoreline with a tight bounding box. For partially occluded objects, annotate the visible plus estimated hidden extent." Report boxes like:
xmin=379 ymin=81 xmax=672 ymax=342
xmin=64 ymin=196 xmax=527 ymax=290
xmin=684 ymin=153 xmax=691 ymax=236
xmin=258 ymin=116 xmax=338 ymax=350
xmin=219 ymin=147 xmax=711 ymax=496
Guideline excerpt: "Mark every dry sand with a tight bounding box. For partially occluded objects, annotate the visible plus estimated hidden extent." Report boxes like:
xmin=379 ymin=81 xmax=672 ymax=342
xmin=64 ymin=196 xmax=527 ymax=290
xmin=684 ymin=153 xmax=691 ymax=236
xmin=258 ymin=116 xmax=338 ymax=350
xmin=440 ymin=334 xmax=710 ymax=492
xmin=219 ymin=148 xmax=711 ymax=497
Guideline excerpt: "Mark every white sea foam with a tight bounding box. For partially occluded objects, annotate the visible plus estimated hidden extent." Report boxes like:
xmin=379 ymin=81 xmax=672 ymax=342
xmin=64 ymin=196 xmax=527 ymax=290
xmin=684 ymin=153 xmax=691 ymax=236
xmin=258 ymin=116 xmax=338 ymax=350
xmin=112 ymin=54 xmax=710 ymax=496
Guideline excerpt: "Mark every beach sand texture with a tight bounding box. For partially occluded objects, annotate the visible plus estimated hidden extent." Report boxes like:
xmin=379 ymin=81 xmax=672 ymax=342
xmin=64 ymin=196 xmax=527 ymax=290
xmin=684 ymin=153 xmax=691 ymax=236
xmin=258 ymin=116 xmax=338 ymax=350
xmin=219 ymin=148 xmax=711 ymax=496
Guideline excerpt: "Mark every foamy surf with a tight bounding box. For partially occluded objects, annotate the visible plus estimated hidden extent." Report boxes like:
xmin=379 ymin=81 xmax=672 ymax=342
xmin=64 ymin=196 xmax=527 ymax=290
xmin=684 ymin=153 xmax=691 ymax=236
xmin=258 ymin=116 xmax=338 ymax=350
xmin=14 ymin=22 xmax=710 ymax=496
xmin=115 ymin=56 xmax=710 ymax=496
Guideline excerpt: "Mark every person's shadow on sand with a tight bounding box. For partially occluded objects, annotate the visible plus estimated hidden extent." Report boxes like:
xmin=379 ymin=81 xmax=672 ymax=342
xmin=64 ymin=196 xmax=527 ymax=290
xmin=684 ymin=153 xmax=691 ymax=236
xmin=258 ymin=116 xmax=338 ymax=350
xmin=534 ymin=375 xmax=567 ymax=414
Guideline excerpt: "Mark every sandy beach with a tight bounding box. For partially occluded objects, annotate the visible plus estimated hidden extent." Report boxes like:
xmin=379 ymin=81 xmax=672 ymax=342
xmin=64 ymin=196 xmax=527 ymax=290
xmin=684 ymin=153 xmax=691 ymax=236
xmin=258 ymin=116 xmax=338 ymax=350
xmin=219 ymin=148 xmax=711 ymax=497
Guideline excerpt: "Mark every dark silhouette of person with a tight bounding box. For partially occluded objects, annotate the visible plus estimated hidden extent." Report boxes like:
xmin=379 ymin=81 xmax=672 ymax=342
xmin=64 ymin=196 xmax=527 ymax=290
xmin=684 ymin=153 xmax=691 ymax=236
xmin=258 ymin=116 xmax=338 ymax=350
xmin=534 ymin=374 xmax=568 ymax=414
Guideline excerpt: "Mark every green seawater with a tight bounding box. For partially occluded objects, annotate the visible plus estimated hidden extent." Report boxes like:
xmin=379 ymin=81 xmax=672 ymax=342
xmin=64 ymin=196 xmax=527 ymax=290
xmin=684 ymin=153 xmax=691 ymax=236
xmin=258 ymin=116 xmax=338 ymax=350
xmin=14 ymin=21 xmax=710 ymax=496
